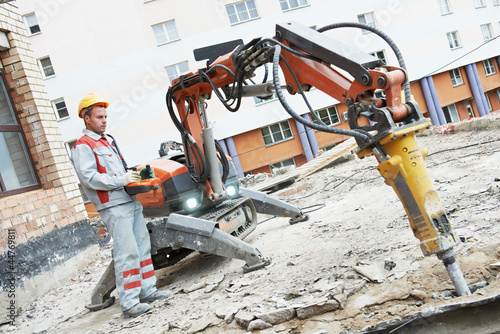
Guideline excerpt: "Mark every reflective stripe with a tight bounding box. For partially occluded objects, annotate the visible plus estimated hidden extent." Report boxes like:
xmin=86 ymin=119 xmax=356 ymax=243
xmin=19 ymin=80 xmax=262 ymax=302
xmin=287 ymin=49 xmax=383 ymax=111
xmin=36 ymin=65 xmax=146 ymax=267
xmin=123 ymin=268 xmax=140 ymax=278
xmin=142 ymin=270 xmax=155 ymax=280
xmin=124 ymin=281 xmax=141 ymax=290
xmin=140 ymin=258 xmax=153 ymax=267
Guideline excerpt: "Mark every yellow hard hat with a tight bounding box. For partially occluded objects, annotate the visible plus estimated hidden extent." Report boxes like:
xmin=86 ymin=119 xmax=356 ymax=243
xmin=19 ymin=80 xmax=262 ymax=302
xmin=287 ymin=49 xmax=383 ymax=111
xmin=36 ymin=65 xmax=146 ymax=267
xmin=78 ymin=93 xmax=109 ymax=118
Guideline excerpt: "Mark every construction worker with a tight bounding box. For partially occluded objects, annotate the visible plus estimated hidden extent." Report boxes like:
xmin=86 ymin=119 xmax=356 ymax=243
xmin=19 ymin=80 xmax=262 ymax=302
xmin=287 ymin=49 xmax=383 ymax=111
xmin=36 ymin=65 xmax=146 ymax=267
xmin=71 ymin=93 xmax=172 ymax=318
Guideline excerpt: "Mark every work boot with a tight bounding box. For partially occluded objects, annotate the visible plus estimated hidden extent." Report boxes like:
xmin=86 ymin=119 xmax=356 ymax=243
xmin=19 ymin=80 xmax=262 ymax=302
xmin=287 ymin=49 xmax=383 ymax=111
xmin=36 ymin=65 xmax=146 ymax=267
xmin=140 ymin=289 xmax=173 ymax=303
xmin=123 ymin=303 xmax=151 ymax=318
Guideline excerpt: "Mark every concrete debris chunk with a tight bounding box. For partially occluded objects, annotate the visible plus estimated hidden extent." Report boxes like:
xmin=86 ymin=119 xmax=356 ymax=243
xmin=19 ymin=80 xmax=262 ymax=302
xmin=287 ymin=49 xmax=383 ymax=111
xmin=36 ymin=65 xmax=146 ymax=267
xmin=183 ymin=281 xmax=206 ymax=293
xmin=247 ymin=319 xmax=272 ymax=331
xmin=235 ymin=309 xmax=255 ymax=328
xmin=255 ymin=307 xmax=296 ymax=325
xmin=188 ymin=315 xmax=218 ymax=334
xmin=296 ymin=299 xmax=340 ymax=319
xmin=490 ymin=261 xmax=500 ymax=269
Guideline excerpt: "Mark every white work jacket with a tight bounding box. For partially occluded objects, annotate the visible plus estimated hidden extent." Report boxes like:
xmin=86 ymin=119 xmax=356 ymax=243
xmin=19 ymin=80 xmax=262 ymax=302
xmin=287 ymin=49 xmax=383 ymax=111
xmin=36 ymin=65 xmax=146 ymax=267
xmin=71 ymin=129 xmax=133 ymax=211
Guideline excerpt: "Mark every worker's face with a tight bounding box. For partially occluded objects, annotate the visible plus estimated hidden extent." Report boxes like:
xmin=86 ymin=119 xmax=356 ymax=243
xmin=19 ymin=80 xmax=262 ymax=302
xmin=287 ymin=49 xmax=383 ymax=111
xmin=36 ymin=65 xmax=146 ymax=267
xmin=85 ymin=104 xmax=107 ymax=136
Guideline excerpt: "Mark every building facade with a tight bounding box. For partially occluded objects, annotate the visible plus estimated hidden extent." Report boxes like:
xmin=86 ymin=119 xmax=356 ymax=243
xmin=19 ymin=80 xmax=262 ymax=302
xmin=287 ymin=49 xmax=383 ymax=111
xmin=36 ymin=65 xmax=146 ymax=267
xmin=0 ymin=1 xmax=96 ymax=318
xmin=14 ymin=0 xmax=500 ymax=191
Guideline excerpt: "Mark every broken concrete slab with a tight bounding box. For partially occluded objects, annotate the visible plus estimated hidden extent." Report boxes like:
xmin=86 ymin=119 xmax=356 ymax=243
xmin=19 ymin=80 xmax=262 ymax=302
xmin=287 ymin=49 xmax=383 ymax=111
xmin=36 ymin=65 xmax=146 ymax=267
xmin=255 ymin=307 xmax=296 ymax=325
xmin=296 ymin=299 xmax=340 ymax=319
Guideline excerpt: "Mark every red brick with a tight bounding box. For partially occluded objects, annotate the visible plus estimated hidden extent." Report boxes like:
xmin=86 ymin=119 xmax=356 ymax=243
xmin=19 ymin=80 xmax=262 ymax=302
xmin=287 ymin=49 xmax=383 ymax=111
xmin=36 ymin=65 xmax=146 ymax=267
xmin=13 ymin=205 xmax=25 ymax=215
xmin=34 ymin=200 xmax=44 ymax=209
xmin=1 ymin=208 xmax=14 ymax=220
xmin=6 ymin=197 xmax=18 ymax=208
xmin=0 ymin=200 xmax=6 ymax=211
xmin=27 ymin=221 xmax=37 ymax=230
xmin=16 ymin=223 xmax=27 ymax=234
xmin=24 ymin=203 xmax=35 ymax=212
xmin=43 ymin=197 xmax=53 ymax=206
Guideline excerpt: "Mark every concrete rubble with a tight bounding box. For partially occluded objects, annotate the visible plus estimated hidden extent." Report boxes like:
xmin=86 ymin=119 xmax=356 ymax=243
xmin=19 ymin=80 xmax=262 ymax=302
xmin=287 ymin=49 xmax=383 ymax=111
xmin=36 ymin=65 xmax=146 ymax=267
xmin=2 ymin=113 xmax=500 ymax=333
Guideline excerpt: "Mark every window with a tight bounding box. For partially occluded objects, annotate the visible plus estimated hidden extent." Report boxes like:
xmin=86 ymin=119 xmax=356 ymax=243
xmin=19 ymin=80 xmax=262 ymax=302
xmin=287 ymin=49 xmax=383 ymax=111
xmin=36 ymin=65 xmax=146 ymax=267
xmin=438 ymin=0 xmax=452 ymax=14
xmin=466 ymin=100 xmax=474 ymax=118
xmin=270 ymin=158 xmax=295 ymax=175
xmin=442 ymin=104 xmax=460 ymax=123
xmin=261 ymin=120 xmax=293 ymax=145
xmin=446 ymin=31 xmax=461 ymax=49
xmin=226 ymin=0 xmax=259 ymax=24
xmin=497 ymin=89 xmax=500 ymax=103
xmin=481 ymin=24 xmax=494 ymax=41
xmin=494 ymin=0 xmax=500 ymax=5
xmin=312 ymin=106 xmax=340 ymax=126
xmin=358 ymin=12 xmax=376 ymax=33
xmin=152 ymin=20 xmax=179 ymax=46
xmin=474 ymin=0 xmax=486 ymax=8
xmin=280 ymin=0 xmax=308 ymax=11
xmin=449 ymin=68 xmax=463 ymax=86
xmin=37 ymin=56 xmax=55 ymax=78
xmin=483 ymin=59 xmax=496 ymax=75
xmin=0 ymin=72 xmax=39 ymax=197
xmin=23 ymin=13 xmax=41 ymax=35
xmin=52 ymin=98 xmax=69 ymax=120
xmin=165 ymin=61 xmax=190 ymax=85
xmin=370 ymin=50 xmax=386 ymax=64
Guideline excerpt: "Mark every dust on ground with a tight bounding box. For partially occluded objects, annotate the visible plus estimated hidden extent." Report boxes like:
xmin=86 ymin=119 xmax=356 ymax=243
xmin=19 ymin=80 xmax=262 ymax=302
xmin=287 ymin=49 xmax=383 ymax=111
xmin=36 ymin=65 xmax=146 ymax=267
xmin=4 ymin=114 xmax=500 ymax=334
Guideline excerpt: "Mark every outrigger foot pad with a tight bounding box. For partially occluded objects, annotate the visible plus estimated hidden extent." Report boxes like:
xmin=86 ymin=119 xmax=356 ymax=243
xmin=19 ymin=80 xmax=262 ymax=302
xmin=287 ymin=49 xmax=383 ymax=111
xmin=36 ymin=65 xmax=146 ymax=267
xmin=243 ymin=258 xmax=271 ymax=273
xmin=289 ymin=214 xmax=309 ymax=225
xmin=85 ymin=296 xmax=116 ymax=312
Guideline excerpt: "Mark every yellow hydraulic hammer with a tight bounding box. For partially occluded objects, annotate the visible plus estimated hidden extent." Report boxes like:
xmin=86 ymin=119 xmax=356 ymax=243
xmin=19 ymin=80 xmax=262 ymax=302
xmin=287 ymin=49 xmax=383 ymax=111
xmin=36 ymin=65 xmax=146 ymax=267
xmin=358 ymin=121 xmax=471 ymax=296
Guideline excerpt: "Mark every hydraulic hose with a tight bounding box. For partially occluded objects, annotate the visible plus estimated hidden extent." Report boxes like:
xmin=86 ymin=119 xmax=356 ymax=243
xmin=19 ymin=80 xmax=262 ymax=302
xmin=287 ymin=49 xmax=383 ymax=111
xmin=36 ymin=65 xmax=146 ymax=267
xmin=271 ymin=44 xmax=372 ymax=143
xmin=316 ymin=22 xmax=411 ymax=103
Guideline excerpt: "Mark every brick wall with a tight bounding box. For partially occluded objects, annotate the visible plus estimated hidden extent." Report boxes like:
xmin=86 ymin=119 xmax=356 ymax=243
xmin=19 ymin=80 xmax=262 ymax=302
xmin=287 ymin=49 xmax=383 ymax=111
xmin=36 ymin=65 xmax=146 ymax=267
xmin=0 ymin=2 xmax=87 ymax=251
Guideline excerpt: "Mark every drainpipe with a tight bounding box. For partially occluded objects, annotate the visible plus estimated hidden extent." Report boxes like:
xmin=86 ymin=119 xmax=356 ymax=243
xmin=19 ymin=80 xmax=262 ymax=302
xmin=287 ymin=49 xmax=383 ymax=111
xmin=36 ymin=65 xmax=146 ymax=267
xmin=294 ymin=118 xmax=314 ymax=161
xmin=472 ymin=63 xmax=490 ymax=115
xmin=224 ymin=137 xmax=244 ymax=179
xmin=420 ymin=77 xmax=440 ymax=125
xmin=465 ymin=64 xmax=487 ymax=117
xmin=426 ymin=76 xmax=446 ymax=125
xmin=302 ymin=113 xmax=320 ymax=157
xmin=218 ymin=139 xmax=228 ymax=155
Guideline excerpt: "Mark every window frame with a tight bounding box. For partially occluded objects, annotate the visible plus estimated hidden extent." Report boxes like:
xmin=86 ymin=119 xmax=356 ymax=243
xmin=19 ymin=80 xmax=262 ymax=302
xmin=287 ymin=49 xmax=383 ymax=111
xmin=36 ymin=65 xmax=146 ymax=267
xmin=449 ymin=68 xmax=464 ymax=86
xmin=483 ymin=59 xmax=496 ymax=76
xmin=261 ymin=120 xmax=293 ymax=146
xmin=279 ymin=0 xmax=309 ymax=11
xmin=0 ymin=70 xmax=41 ymax=198
xmin=357 ymin=12 xmax=376 ymax=33
xmin=480 ymin=23 xmax=494 ymax=41
xmin=369 ymin=50 xmax=387 ymax=64
xmin=465 ymin=100 xmax=474 ymax=118
xmin=51 ymin=98 xmax=70 ymax=120
xmin=23 ymin=13 xmax=41 ymax=36
xmin=312 ymin=106 xmax=341 ymax=127
xmin=446 ymin=31 xmax=461 ymax=49
xmin=438 ymin=0 xmax=452 ymax=14
xmin=152 ymin=20 xmax=180 ymax=46
xmin=37 ymin=56 xmax=55 ymax=79
xmin=225 ymin=0 xmax=260 ymax=25
xmin=165 ymin=61 xmax=190 ymax=85
xmin=474 ymin=0 xmax=486 ymax=8
xmin=442 ymin=104 xmax=460 ymax=123
xmin=270 ymin=157 xmax=296 ymax=175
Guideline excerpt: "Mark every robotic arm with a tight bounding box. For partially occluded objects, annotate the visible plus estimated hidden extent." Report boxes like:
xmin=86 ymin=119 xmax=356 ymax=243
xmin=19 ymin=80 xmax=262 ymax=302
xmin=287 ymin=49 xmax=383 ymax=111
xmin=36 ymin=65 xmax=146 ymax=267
xmin=166 ymin=21 xmax=470 ymax=296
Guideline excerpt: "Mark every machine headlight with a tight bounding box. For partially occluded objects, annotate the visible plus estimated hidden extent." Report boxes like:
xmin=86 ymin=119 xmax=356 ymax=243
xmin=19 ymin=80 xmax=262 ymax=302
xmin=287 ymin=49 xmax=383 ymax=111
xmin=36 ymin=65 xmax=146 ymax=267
xmin=226 ymin=184 xmax=238 ymax=198
xmin=185 ymin=197 xmax=199 ymax=210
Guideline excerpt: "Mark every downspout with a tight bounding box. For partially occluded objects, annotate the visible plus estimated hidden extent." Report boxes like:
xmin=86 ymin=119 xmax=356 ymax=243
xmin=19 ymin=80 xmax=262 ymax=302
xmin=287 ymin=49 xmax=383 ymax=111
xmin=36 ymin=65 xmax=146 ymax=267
xmin=294 ymin=118 xmax=314 ymax=161
xmin=224 ymin=137 xmax=244 ymax=179
xmin=420 ymin=77 xmax=440 ymax=125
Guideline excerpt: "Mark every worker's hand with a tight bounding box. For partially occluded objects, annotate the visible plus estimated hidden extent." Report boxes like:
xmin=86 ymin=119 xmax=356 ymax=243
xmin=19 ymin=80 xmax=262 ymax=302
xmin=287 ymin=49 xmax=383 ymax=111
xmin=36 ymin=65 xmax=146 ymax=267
xmin=123 ymin=170 xmax=141 ymax=186
xmin=140 ymin=167 xmax=155 ymax=180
